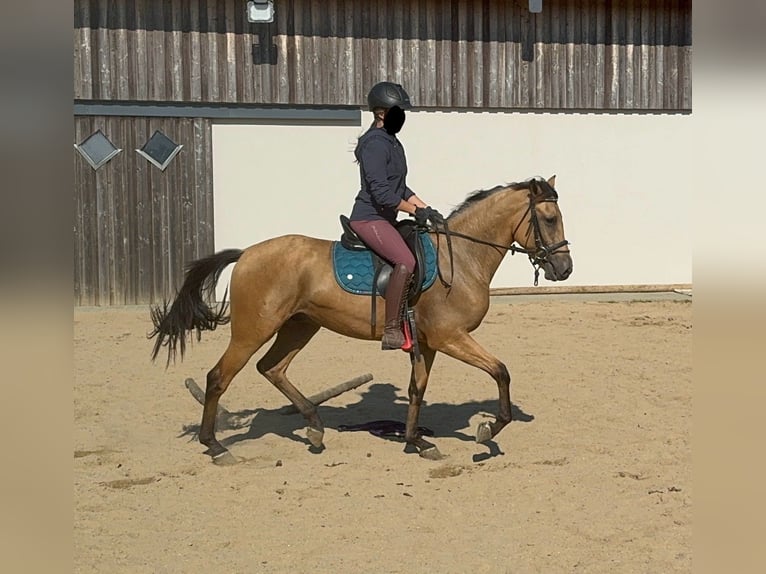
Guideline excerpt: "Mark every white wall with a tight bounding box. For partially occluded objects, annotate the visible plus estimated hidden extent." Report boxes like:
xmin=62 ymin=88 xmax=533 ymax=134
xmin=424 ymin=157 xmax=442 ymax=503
xmin=212 ymin=111 xmax=692 ymax=298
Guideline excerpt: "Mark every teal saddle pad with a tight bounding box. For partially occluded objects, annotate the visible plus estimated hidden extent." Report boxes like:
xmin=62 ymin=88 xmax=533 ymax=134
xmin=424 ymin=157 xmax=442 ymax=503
xmin=332 ymin=233 xmax=438 ymax=295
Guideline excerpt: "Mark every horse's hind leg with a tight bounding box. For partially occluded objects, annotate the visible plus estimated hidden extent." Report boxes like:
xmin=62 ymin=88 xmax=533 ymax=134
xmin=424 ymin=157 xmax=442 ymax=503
xmin=256 ymin=315 xmax=324 ymax=448
xmin=200 ymin=340 xmax=261 ymax=463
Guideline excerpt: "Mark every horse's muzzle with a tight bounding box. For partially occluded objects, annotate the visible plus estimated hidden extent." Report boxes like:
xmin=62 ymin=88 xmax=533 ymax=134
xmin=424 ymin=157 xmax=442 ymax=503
xmin=543 ymin=253 xmax=573 ymax=281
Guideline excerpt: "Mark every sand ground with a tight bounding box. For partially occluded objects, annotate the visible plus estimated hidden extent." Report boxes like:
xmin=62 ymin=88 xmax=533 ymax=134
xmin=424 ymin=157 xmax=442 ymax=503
xmin=74 ymin=297 xmax=691 ymax=573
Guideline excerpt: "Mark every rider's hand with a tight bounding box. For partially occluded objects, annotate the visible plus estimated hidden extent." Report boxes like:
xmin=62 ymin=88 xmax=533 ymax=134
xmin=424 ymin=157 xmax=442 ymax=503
xmin=426 ymin=207 xmax=444 ymax=224
xmin=414 ymin=206 xmax=444 ymax=226
xmin=414 ymin=206 xmax=430 ymax=226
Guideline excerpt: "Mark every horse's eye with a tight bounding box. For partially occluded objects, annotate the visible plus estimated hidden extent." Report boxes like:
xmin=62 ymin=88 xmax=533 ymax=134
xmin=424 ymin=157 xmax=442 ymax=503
xmin=544 ymin=215 xmax=557 ymax=225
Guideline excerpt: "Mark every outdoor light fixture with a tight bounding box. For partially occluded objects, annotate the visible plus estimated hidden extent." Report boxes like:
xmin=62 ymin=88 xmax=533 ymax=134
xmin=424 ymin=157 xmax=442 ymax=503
xmin=247 ymin=1 xmax=275 ymax=23
xmin=529 ymin=0 xmax=542 ymax=12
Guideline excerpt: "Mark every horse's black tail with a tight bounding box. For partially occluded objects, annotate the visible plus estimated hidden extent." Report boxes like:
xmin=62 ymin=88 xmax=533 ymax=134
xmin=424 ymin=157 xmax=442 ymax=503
xmin=148 ymin=248 xmax=244 ymax=365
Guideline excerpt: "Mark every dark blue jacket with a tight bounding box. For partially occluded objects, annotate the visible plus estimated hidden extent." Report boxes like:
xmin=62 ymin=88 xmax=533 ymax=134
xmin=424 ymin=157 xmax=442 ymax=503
xmin=349 ymin=127 xmax=414 ymax=223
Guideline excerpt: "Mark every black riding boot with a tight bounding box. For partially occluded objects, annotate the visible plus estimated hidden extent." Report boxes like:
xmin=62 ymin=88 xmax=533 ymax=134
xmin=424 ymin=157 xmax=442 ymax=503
xmin=381 ymin=264 xmax=413 ymax=350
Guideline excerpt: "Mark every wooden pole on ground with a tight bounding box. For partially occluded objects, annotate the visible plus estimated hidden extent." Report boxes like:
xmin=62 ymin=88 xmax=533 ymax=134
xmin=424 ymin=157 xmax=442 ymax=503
xmin=184 ymin=373 xmax=374 ymax=416
xmin=489 ymin=283 xmax=692 ymax=296
xmin=277 ymin=373 xmax=374 ymax=414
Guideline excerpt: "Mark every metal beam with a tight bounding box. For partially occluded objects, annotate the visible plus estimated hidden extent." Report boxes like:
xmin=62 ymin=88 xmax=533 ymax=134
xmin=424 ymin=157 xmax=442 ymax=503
xmin=74 ymin=101 xmax=361 ymax=124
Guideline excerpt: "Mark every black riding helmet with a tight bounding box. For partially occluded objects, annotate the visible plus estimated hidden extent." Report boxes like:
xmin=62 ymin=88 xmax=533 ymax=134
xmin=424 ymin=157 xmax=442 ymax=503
xmin=367 ymin=82 xmax=412 ymax=110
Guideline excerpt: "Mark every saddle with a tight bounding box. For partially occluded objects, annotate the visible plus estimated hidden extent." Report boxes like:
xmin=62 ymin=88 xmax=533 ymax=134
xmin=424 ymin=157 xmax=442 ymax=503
xmin=336 ymin=215 xmax=435 ymax=303
xmin=333 ymin=216 xmax=440 ymax=357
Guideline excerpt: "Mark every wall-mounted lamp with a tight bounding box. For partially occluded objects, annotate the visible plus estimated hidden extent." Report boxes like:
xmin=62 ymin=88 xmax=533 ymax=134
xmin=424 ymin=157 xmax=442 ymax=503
xmin=529 ymin=0 xmax=542 ymax=13
xmin=247 ymin=1 xmax=275 ymax=23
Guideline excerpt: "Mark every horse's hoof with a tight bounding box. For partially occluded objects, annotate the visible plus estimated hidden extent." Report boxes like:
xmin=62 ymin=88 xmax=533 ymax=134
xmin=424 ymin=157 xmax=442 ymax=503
xmin=212 ymin=450 xmax=239 ymax=466
xmin=476 ymin=421 xmax=493 ymax=443
xmin=419 ymin=446 xmax=445 ymax=461
xmin=306 ymin=426 xmax=325 ymax=448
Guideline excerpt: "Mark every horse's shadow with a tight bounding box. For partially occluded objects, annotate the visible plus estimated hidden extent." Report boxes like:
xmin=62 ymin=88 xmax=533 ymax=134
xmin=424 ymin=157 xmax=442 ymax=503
xmin=180 ymin=382 xmax=534 ymax=460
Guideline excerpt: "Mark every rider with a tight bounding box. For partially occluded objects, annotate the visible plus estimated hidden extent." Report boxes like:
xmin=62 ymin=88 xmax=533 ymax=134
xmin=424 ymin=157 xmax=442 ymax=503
xmin=347 ymin=81 xmax=443 ymax=351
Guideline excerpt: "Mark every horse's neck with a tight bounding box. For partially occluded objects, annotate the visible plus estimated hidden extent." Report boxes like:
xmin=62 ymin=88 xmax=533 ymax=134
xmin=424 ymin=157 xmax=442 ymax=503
xmin=447 ymin=189 xmax=527 ymax=286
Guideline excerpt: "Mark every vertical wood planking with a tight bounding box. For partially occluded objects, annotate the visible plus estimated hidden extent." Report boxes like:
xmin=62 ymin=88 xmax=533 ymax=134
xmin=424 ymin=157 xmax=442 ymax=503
xmin=133 ymin=117 xmax=151 ymax=302
xmin=168 ymin=0 xmax=184 ymax=100
xmin=468 ymin=0 xmax=482 ymax=107
xmin=421 ymin=0 xmax=434 ymax=107
xmin=654 ymin=2 xmax=665 ymax=109
xmin=74 ymin=2 xmax=90 ymax=99
xmin=113 ymin=1 xmax=129 ymax=99
xmin=455 ymin=0 xmax=468 ymax=107
xmin=193 ymin=118 xmax=214 ymax=261
xmin=378 ymin=0 xmax=390 ymax=86
xmin=311 ymin=0 xmax=322 ymax=102
xmin=95 ymin=1 xmax=110 ymax=99
xmin=514 ymin=0 xmax=524 ymax=108
xmin=639 ymin=0 xmax=650 ymax=109
xmin=666 ymin=1 xmax=679 ymax=110
xmin=630 ymin=0 xmax=642 ymax=107
xmin=274 ymin=0 xmax=290 ymax=102
xmin=188 ymin=0 xmax=202 ymax=101
xmin=119 ymin=115 xmax=136 ymax=303
xmin=80 ymin=118 xmax=99 ymax=305
xmin=564 ymin=0 xmax=574 ymax=107
xmin=593 ymin=0 xmax=606 ymax=108
xmin=73 ymin=119 xmax=90 ymax=304
xmin=406 ymin=0 xmax=420 ymax=103
xmin=74 ymin=0 xmax=691 ymax=110
xmin=325 ymin=0 xmax=338 ymax=104
xmin=606 ymin=2 xmax=619 ymax=109
xmin=487 ymin=0 xmax=501 ymax=108
xmin=533 ymin=9 xmax=544 ymax=107
xmin=435 ymin=1 xmax=449 ymax=107
xmin=74 ymin=115 xmax=214 ymax=304
xmin=222 ymin=0 xmax=237 ymax=101
xmin=301 ymin=1 xmax=315 ymax=103
xmin=107 ymin=117 xmax=124 ymax=304
xmin=679 ymin=0 xmax=692 ymax=109
xmin=340 ymin=0 xmax=355 ymax=105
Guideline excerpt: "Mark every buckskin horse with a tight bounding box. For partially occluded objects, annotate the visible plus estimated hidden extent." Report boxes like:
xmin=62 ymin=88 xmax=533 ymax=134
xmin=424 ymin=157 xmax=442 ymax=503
xmin=150 ymin=176 xmax=572 ymax=463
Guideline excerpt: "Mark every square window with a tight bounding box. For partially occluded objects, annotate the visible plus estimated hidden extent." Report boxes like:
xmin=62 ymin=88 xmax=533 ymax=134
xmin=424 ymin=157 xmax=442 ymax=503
xmin=136 ymin=130 xmax=183 ymax=171
xmin=74 ymin=130 xmax=121 ymax=170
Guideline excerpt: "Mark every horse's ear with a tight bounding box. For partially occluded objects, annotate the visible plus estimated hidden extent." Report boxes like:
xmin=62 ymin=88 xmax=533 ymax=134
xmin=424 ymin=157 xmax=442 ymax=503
xmin=547 ymin=175 xmax=556 ymax=188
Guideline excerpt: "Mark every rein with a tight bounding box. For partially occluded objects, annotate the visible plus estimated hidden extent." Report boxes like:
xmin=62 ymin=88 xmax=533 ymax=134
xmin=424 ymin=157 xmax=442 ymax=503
xmin=428 ymin=217 xmax=455 ymax=289
xmin=426 ymin=194 xmax=570 ymax=287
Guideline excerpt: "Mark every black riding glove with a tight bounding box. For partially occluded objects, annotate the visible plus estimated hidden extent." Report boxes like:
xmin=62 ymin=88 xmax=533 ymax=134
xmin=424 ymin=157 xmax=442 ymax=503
xmin=427 ymin=207 xmax=445 ymax=224
xmin=414 ymin=207 xmax=430 ymax=226
xmin=414 ymin=206 xmax=444 ymax=226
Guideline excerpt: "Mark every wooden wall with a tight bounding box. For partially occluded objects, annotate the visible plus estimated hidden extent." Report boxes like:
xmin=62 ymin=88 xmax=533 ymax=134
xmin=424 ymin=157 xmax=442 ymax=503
xmin=74 ymin=116 xmax=214 ymax=305
xmin=74 ymin=0 xmax=692 ymax=110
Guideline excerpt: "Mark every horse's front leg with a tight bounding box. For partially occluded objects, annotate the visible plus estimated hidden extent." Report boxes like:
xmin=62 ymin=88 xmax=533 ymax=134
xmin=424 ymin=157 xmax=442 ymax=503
xmin=436 ymin=332 xmax=512 ymax=443
xmin=404 ymin=346 xmax=444 ymax=459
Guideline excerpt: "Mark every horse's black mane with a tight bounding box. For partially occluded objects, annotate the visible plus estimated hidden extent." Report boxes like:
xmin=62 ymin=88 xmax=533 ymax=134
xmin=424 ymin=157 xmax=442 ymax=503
xmin=448 ymin=177 xmax=557 ymax=218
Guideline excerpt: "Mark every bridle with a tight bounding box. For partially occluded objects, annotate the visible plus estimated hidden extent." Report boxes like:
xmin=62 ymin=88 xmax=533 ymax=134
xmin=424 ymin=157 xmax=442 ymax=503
xmin=427 ymin=191 xmax=570 ymax=287
xmin=510 ymin=193 xmax=570 ymax=285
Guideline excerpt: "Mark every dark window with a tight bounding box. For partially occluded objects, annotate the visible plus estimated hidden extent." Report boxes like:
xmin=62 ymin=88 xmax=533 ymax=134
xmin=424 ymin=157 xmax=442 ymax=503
xmin=74 ymin=129 xmax=121 ymax=170
xmin=136 ymin=130 xmax=183 ymax=171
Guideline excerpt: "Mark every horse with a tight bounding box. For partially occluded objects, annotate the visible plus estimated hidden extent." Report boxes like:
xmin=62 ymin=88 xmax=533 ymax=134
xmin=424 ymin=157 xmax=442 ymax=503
xmin=149 ymin=175 xmax=572 ymax=463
